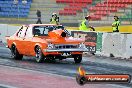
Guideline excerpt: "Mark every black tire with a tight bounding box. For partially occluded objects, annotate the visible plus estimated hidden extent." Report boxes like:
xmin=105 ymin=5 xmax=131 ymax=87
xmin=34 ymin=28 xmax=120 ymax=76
xmin=35 ymin=46 xmax=44 ymax=63
xmin=74 ymin=54 xmax=82 ymax=63
xmin=11 ymin=45 xmax=23 ymax=60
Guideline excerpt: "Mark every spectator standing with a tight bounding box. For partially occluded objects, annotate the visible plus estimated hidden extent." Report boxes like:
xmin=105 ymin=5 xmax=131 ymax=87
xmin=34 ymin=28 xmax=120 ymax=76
xmin=36 ymin=10 xmax=42 ymax=24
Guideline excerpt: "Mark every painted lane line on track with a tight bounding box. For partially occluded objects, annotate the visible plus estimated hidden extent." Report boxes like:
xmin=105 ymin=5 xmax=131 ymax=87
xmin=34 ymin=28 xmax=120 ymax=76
xmin=0 ymin=84 xmax=16 ymax=88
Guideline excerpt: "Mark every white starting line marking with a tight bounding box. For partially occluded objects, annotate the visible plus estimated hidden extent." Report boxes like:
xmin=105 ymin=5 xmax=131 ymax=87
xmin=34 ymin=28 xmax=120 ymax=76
xmin=0 ymin=84 xmax=17 ymax=88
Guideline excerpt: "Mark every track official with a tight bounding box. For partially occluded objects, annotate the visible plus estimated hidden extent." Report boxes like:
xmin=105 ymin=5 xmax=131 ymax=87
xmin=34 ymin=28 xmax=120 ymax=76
xmin=50 ymin=13 xmax=59 ymax=25
xmin=79 ymin=15 xmax=95 ymax=31
xmin=112 ymin=16 xmax=120 ymax=32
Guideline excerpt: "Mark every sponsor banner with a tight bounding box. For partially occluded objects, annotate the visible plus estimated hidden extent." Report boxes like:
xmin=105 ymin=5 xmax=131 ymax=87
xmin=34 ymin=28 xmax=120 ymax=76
xmin=71 ymin=31 xmax=97 ymax=53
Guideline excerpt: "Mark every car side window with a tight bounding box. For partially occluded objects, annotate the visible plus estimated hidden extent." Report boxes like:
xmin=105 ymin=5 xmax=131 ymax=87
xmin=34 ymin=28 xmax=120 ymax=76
xmin=33 ymin=26 xmax=49 ymax=36
xmin=43 ymin=26 xmax=54 ymax=36
xmin=17 ymin=26 xmax=27 ymax=38
xmin=43 ymin=27 xmax=49 ymax=35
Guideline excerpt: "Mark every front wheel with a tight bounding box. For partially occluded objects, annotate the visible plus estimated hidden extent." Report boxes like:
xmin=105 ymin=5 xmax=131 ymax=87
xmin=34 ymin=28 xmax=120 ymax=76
xmin=35 ymin=46 xmax=44 ymax=63
xmin=73 ymin=54 xmax=82 ymax=63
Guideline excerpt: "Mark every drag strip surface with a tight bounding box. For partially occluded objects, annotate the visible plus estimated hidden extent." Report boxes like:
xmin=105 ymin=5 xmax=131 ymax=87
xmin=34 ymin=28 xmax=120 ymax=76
xmin=0 ymin=46 xmax=132 ymax=88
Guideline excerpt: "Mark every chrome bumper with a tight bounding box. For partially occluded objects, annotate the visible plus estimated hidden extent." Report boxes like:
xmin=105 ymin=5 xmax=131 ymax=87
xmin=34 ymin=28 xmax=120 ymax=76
xmin=44 ymin=48 xmax=88 ymax=52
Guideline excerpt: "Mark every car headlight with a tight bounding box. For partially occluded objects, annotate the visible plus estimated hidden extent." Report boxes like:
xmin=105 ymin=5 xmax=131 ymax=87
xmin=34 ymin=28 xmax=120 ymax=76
xmin=79 ymin=43 xmax=86 ymax=48
xmin=48 ymin=43 xmax=54 ymax=49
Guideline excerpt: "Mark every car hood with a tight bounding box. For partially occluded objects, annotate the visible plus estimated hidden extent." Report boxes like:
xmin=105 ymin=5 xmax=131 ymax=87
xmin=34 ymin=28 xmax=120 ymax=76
xmin=36 ymin=29 xmax=85 ymax=44
xmin=48 ymin=29 xmax=84 ymax=44
xmin=46 ymin=37 xmax=84 ymax=44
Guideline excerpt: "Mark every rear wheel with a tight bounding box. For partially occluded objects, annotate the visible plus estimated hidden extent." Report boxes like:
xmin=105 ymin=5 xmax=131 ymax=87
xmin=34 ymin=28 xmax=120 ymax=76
xmin=73 ymin=54 xmax=82 ymax=63
xmin=35 ymin=46 xmax=44 ymax=63
xmin=11 ymin=45 xmax=23 ymax=60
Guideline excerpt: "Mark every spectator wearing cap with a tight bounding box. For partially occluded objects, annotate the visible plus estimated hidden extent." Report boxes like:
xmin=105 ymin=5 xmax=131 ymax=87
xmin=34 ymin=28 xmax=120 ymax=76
xmin=79 ymin=15 xmax=95 ymax=31
xmin=112 ymin=16 xmax=120 ymax=32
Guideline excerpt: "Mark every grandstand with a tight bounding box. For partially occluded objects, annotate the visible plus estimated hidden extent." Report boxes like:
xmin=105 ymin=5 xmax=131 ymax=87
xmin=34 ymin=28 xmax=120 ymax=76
xmin=0 ymin=0 xmax=31 ymax=18
xmin=0 ymin=0 xmax=131 ymax=26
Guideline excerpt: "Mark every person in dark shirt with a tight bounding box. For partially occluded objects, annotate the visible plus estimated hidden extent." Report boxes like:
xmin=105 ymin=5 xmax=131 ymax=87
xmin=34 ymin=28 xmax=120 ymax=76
xmin=36 ymin=10 xmax=42 ymax=24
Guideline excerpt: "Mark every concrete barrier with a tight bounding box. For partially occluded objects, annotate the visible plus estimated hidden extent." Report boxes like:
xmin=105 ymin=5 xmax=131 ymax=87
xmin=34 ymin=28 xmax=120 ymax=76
xmin=0 ymin=24 xmax=20 ymax=43
xmin=97 ymin=33 xmax=132 ymax=59
xmin=101 ymin=33 xmax=125 ymax=57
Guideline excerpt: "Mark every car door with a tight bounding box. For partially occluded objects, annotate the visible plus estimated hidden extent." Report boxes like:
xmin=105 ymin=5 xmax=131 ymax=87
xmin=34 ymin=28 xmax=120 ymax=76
xmin=16 ymin=26 xmax=27 ymax=55
xmin=23 ymin=27 xmax=34 ymax=56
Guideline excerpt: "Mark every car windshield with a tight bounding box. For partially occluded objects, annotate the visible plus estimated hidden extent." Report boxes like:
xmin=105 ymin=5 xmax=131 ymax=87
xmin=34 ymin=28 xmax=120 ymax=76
xmin=33 ymin=25 xmax=71 ymax=36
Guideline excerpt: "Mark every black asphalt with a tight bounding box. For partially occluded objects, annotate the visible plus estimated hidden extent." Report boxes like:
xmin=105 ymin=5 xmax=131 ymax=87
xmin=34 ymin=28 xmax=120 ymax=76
xmin=0 ymin=46 xmax=132 ymax=88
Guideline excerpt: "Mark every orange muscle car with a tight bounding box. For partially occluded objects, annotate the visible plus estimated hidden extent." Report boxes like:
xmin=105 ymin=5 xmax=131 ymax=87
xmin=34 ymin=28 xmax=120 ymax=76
xmin=6 ymin=24 xmax=88 ymax=63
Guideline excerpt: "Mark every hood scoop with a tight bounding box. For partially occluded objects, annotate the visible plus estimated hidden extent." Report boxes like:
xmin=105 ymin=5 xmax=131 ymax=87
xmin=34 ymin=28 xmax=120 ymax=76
xmin=61 ymin=32 xmax=66 ymax=37
xmin=48 ymin=29 xmax=66 ymax=39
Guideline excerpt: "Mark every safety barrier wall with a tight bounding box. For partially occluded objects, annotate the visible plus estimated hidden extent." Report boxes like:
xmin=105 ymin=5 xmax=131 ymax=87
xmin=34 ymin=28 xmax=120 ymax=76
xmin=0 ymin=24 xmax=19 ymax=43
xmin=100 ymin=33 xmax=132 ymax=59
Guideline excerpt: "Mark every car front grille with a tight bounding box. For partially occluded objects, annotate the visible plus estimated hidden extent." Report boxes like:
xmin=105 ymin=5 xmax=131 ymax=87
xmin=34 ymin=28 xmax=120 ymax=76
xmin=55 ymin=44 xmax=78 ymax=49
